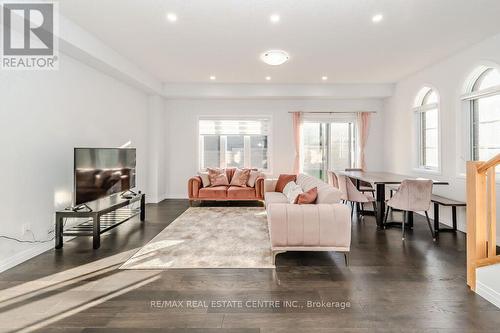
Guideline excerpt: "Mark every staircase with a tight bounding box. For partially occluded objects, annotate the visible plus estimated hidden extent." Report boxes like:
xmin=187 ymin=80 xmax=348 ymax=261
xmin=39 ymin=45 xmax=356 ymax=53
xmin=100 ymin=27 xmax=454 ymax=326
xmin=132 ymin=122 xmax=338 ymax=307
xmin=467 ymin=153 xmax=500 ymax=307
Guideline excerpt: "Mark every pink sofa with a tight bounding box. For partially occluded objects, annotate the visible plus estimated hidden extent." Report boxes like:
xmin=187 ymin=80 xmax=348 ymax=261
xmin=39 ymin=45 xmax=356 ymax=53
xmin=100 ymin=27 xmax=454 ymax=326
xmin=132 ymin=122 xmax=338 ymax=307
xmin=264 ymin=174 xmax=351 ymax=264
xmin=188 ymin=168 xmax=265 ymax=204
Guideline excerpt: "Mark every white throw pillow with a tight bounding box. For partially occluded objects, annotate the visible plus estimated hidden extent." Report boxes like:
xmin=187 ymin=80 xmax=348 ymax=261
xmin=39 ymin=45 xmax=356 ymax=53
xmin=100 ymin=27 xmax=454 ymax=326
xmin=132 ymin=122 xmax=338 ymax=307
xmin=197 ymin=171 xmax=210 ymax=187
xmin=286 ymin=184 xmax=303 ymax=204
xmin=282 ymin=181 xmax=297 ymax=197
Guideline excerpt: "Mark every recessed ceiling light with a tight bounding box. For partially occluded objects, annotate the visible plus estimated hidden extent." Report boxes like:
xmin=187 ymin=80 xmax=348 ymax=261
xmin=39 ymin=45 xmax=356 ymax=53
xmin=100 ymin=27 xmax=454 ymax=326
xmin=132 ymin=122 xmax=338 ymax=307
xmin=260 ymin=50 xmax=290 ymax=66
xmin=322 ymin=76 xmax=328 ymax=81
xmin=372 ymin=14 xmax=383 ymax=23
xmin=270 ymin=14 xmax=280 ymax=23
xmin=209 ymin=75 xmax=216 ymax=81
xmin=265 ymin=76 xmax=271 ymax=81
xmin=166 ymin=13 xmax=178 ymax=22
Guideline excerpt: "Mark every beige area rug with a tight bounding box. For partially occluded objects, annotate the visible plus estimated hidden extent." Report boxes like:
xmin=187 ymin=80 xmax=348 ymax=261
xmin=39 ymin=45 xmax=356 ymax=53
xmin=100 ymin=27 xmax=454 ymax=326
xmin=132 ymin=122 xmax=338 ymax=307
xmin=120 ymin=207 xmax=274 ymax=269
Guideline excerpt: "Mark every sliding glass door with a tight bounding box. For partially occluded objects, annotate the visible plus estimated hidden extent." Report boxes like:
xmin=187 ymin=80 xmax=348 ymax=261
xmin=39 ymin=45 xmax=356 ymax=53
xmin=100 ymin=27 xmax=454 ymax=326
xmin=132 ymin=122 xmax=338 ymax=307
xmin=302 ymin=120 xmax=357 ymax=181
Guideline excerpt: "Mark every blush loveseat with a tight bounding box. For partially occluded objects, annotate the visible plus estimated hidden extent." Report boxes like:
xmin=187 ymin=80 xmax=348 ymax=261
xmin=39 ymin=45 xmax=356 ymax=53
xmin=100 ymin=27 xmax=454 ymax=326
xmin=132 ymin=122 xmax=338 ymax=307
xmin=188 ymin=168 xmax=265 ymax=204
xmin=264 ymin=174 xmax=351 ymax=265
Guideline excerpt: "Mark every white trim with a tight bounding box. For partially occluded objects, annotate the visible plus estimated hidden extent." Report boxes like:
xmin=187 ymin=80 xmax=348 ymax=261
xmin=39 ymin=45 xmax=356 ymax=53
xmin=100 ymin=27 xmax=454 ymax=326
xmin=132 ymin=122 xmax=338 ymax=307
xmin=476 ymin=280 xmax=500 ymax=309
xmin=412 ymin=103 xmax=439 ymax=113
xmin=460 ymin=65 xmax=500 ymax=165
xmin=413 ymin=86 xmax=431 ymax=107
xmin=461 ymin=84 xmax=500 ymax=101
xmin=0 ymin=242 xmax=53 ymax=273
xmin=166 ymin=193 xmax=189 ymax=199
xmin=461 ymin=62 xmax=500 ymax=95
xmin=413 ymin=86 xmax=442 ymax=173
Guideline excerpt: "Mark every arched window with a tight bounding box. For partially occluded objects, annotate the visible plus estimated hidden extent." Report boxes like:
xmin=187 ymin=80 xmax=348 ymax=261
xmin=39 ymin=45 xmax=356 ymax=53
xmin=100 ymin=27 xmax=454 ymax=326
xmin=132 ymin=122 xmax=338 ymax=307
xmin=414 ymin=87 xmax=439 ymax=170
xmin=462 ymin=67 xmax=500 ymax=161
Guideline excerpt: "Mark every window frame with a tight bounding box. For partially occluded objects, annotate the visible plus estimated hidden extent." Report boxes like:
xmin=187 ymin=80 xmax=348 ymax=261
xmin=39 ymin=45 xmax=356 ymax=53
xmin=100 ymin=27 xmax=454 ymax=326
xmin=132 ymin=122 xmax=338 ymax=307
xmin=457 ymin=63 xmax=500 ymax=179
xmin=300 ymin=114 xmax=358 ymax=181
xmin=463 ymin=68 xmax=500 ymax=162
xmin=197 ymin=115 xmax=272 ymax=173
xmin=413 ymin=87 xmax=441 ymax=174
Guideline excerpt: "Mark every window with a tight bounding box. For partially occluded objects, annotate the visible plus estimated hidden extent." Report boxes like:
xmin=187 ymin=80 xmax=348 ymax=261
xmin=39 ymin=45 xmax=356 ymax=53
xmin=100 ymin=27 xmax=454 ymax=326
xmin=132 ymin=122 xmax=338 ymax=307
xmin=199 ymin=118 xmax=270 ymax=171
xmin=464 ymin=68 xmax=500 ymax=161
xmin=414 ymin=87 xmax=439 ymax=170
xmin=302 ymin=116 xmax=357 ymax=181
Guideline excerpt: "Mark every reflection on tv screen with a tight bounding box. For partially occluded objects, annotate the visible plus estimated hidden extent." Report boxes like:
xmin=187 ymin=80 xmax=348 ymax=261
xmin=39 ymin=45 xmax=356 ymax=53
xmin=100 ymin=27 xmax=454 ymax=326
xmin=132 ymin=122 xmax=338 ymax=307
xmin=74 ymin=148 xmax=136 ymax=205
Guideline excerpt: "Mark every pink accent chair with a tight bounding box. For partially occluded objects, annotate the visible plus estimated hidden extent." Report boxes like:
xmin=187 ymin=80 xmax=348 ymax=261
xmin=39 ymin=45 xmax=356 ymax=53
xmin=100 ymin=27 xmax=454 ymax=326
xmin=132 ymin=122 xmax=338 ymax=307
xmin=188 ymin=168 xmax=265 ymax=204
xmin=264 ymin=174 xmax=351 ymax=265
xmin=384 ymin=179 xmax=434 ymax=241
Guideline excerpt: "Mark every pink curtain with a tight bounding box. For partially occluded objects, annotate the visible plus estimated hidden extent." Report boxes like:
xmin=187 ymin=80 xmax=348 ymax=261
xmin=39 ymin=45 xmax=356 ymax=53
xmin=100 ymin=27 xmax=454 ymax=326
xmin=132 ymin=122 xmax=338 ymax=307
xmin=292 ymin=112 xmax=302 ymax=174
xmin=357 ymin=112 xmax=371 ymax=170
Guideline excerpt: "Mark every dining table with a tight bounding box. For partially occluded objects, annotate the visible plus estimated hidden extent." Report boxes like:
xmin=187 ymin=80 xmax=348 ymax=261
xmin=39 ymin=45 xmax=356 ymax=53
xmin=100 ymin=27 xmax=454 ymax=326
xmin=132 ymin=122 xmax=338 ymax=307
xmin=338 ymin=171 xmax=449 ymax=229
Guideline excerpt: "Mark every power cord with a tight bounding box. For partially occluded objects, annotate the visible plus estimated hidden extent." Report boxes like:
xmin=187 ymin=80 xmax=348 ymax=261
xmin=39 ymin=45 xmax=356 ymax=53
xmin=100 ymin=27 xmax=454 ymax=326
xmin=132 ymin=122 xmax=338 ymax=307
xmin=0 ymin=218 xmax=71 ymax=244
xmin=0 ymin=234 xmax=55 ymax=244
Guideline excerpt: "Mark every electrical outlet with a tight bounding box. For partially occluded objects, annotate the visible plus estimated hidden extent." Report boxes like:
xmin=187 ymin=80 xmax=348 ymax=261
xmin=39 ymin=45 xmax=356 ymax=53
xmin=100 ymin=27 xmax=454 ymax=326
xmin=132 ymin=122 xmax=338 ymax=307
xmin=22 ymin=223 xmax=31 ymax=235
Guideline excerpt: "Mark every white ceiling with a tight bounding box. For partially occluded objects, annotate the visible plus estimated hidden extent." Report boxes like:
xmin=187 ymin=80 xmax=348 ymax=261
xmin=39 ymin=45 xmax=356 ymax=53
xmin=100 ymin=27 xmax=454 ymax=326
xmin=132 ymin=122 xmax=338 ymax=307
xmin=59 ymin=0 xmax=500 ymax=84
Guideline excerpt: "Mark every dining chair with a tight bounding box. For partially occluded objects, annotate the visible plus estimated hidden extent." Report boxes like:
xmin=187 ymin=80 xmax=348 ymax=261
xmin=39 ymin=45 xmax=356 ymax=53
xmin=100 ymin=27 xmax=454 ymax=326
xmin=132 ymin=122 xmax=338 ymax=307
xmin=344 ymin=168 xmax=375 ymax=194
xmin=327 ymin=170 xmax=347 ymax=202
xmin=337 ymin=174 xmax=377 ymax=219
xmin=383 ymin=179 xmax=434 ymax=241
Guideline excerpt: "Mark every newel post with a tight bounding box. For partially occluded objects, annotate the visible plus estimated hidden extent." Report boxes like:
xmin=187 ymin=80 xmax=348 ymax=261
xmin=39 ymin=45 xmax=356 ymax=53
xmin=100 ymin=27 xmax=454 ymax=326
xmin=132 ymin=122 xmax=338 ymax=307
xmin=466 ymin=161 xmax=487 ymax=291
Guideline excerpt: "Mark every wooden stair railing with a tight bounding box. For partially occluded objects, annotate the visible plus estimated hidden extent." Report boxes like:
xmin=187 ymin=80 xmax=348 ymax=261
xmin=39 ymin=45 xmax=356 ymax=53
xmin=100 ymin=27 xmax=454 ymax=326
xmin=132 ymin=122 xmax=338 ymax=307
xmin=467 ymin=153 xmax=500 ymax=291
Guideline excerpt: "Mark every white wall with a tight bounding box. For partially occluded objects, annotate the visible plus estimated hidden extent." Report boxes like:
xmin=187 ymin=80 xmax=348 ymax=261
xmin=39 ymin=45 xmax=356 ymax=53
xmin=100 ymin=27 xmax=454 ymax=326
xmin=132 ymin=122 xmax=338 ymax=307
xmin=0 ymin=54 xmax=153 ymax=270
xmin=383 ymin=32 xmax=500 ymax=234
xmin=147 ymin=95 xmax=168 ymax=203
xmin=165 ymin=98 xmax=385 ymax=198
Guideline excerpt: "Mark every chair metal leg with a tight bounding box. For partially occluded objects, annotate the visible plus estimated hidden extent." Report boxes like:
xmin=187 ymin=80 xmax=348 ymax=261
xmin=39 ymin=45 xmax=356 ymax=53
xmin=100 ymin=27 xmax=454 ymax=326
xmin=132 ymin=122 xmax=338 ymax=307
xmin=383 ymin=206 xmax=390 ymax=229
xmin=351 ymin=202 xmax=354 ymax=219
xmin=424 ymin=211 xmax=436 ymax=241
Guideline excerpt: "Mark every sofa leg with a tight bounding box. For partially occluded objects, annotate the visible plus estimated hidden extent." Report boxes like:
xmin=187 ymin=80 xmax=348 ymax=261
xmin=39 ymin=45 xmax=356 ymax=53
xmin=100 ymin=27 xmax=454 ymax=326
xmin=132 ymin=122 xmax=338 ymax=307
xmin=344 ymin=252 xmax=350 ymax=266
xmin=272 ymin=250 xmax=286 ymax=265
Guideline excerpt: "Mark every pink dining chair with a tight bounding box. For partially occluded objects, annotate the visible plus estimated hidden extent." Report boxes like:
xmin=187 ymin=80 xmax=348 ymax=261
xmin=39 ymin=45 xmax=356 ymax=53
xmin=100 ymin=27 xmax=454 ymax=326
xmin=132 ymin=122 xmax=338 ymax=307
xmin=337 ymin=174 xmax=377 ymax=219
xmin=344 ymin=168 xmax=375 ymax=194
xmin=384 ymin=179 xmax=434 ymax=241
xmin=327 ymin=170 xmax=347 ymax=202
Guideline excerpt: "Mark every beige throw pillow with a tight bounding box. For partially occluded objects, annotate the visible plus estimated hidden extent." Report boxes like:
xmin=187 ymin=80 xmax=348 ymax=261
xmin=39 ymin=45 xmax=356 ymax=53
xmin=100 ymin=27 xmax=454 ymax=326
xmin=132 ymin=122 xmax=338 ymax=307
xmin=247 ymin=170 xmax=264 ymax=187
xmin=197 ymin=171 xmax=210 ymax=187
xmin=230 ymin=168 xmax=251 ymax=187
xmin=207 ymin=168 xmax=229 ymax=187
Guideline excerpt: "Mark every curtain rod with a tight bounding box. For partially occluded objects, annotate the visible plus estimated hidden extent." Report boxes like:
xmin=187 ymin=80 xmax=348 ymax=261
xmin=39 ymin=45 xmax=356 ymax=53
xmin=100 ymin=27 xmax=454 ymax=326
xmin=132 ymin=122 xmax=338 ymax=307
xmin=287 ymin=111 xmax=377 ymax=114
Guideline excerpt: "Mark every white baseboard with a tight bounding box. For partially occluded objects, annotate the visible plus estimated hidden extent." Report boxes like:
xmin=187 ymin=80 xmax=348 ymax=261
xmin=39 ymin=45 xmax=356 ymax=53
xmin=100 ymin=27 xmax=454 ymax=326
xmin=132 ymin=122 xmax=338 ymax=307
xmin=476 ymin=280 xmax=500 ymax=309
xmin=166 ymin=194 xmax=188 ymax=199
xmin=0 ymin=242 xmax=53 ymax=273
xmin=146 ymin=193 xmax=169 ymax=204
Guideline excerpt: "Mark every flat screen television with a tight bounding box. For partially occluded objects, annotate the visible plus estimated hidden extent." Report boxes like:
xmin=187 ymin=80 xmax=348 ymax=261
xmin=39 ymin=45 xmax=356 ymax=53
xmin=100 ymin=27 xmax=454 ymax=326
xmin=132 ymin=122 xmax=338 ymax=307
xmin=74 ymin=148 xmax=136 ymax=205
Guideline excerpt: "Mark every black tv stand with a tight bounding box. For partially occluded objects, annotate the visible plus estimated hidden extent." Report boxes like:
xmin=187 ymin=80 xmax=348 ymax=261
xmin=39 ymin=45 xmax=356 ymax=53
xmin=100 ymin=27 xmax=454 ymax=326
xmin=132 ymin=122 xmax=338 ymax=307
xmin=55 ymin=192 xmax=145 ymax=249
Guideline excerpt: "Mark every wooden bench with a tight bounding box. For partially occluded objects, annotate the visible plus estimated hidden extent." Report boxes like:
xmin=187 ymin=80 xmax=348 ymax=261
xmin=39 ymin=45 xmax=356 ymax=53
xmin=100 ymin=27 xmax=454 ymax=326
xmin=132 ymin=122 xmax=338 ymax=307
xmin=431 ymin=195 xmax=466 ymax=238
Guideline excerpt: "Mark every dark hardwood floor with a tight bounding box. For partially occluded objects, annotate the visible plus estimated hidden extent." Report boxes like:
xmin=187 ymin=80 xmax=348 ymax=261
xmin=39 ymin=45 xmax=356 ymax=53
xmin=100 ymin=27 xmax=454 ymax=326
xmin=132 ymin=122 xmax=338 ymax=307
xmin=0 ymin=199 xmax=498 ymax=333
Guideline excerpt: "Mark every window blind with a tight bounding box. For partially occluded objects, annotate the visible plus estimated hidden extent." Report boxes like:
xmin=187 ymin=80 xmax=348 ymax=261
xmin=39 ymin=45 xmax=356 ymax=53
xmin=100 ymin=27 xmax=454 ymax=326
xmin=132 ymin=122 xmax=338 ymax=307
xmin=199 ymin=118 xmax=270 ymax=135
